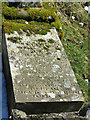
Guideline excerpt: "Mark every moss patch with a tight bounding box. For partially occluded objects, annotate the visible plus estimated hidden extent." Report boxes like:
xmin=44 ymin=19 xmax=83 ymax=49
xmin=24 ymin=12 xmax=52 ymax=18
xmin=7 ymin=37 xmax=22 ymax=43
xmin=2 ymin=2 xmax=64 ymax=40
xmin=38 ymin=39 xmax=45 ymax=42
xmin=48 ymin=39 xmax=55 ymax=43
xmin=3 ymin=21 xmax=51 ymax=35
xmin=55 ymin=47 xmax=62 ymax=51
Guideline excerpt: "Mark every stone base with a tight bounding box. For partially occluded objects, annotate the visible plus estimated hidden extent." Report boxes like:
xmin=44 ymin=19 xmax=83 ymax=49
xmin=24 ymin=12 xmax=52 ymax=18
xmin=12 ymin=111 xmax=87 ymax=120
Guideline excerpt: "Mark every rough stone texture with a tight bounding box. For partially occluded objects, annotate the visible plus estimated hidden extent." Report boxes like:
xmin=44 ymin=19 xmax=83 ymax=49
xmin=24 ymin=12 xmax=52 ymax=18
xmin=12 ymin=110 xmax=87 ymax=120
xmin=3 ymin=28 xmax=84 ymax=114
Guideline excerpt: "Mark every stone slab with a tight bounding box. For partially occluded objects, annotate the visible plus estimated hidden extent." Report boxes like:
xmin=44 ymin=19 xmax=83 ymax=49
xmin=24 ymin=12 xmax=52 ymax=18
xmin=2 ymin=28 xmax=84 ymax=114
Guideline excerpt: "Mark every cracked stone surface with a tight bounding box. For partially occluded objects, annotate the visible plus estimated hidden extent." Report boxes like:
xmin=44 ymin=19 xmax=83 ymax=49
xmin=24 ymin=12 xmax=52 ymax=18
xmin=5 ymin=28 xmax=84 ymax=103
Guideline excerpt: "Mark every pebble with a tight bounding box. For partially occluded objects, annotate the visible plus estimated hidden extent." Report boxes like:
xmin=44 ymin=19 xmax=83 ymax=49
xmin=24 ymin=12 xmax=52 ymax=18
xmin=60 ymin=27 xmax=62 ymax=30
xmin=72 ymin=16 xmax=75 ymax=21
xmin=57 ymin=50 xmax=61 ymax=58
xmin=17 ymin=80 xmax=21 ymax=83
xmin=66 ymin=73 xmax=69 ymax=76
xmin=42 ymin=77 xmax=44 ymax=80
xmin=25 ymin=21 xmax=28 ymax=24
xmin=41 ymin=92 xmax=45 ymax=96
xmin=48 ymin=16 xmax=52 ymax=19
xmin=60 ymin=76 xmax=63 ymax=78
xmin=33 ymin=69 xmax=36 ymax=72
xmin=61 ymin=91 xmax=64 ymax=95
xmin=20 ymin=65 xmax=23 ymax=69
xmin=14 ymin=31 xmax=18 ymax=35
xmin=85 ymin=79 xmax=89 ymax=83
xmin=79 ymin=22 xmax=84 ymax=26
xmin=26 ymin=64 xmax=32 ymax=67
xmin=84 ymin=6 xmax=88 ymax=11
xmin=71 ymin=87 xmax=76 ymax=91
xmin=30 ymin=67 xmax=33 ymax=70
xmin=79 ymin=91 xmax=82 ymax=94
xmin=47 ymin=92 xmax=56 ymax=98
xmin=60 ymin=99 xmax=63 ymax=101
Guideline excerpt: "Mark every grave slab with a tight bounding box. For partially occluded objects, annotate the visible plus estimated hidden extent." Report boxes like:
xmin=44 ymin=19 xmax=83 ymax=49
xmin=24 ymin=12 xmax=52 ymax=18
xmin=2 ymin=28 xmax=84 ymax=114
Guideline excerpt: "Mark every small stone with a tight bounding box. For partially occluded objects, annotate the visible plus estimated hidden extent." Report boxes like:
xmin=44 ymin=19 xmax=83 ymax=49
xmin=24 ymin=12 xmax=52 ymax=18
xmin=41 ymin=92 xmax=45 ymax=96
xmin=57 ymin=50 xmax=61 ymax=58
xmin=84 ymin=6 xmax=88 ymax=11
xmin=47 ymin=92 xmax=56 ymax=98
xmin=48 ymin=3 xmax=51 ymax=6
xmin=56 ymin=90 xmax=59 ymax=93
xmin=79 ymin=22 xmax=84 ymax=26
xmin=33 ymin=69 xmax=36 ymax=72
xmin=72 ymin=16 xmax=75 ymax=21
xmin=25 ymin=92 xmax=28 ymax=95
xmin=61 ymin=91 xmax=64 ymax=95
xmin=48 ymin=16 xmax=52 ymax=19
xmin=17 ymin=81 xmax=21 ymax=83
xmin=26 ymin=85 xmax=29 ymax=89
xmin=85 ymin=79 xmax=88 ymax=83
xmin=60 ymin=99 xmax=63 ymax=101
xmin=35 ymin=93 xmax=40 ymax=98
xmin=71 ymin=87 xmax=76 ymax=91
xmin=66 ymin=73 xmax=69 ymax=76
xmin=26 ymin=64 xmax=32 ymax=68
xmin=20 ymin=65 xmax=23 ymax=69
xmin=79 ymin=91 xmax=82 ymax=94
xmin=30 ymin=67 xmax=33 ymax=70
xmin=53 ymin=59 xmax=55 ymax=62
xmin=63 ymin=98 xmax=67 ymax=101
xmin=25 ymin=21 xmax=28 ymax=24
xmin=74 ymin=78 xmax=77 ymax=83
xmin=60 ymin=76 xmax=63 ymax=78
xmin=14 ymin=31 xmax=18 ymax=35
xmin=60 ymin=27 xmax=62 ymax=30
xmin=42 ymin=77 xmax=44 ymax=80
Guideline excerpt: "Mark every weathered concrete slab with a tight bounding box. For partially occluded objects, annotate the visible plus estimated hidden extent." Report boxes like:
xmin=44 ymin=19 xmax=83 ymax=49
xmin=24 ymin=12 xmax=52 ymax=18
xmin=3 ymin=28 xmax=84 ymax=114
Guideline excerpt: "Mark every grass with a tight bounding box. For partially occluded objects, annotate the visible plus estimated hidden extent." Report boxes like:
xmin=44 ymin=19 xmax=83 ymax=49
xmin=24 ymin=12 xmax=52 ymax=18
xmin=56 ymin=2 xmax=89 ymax=102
